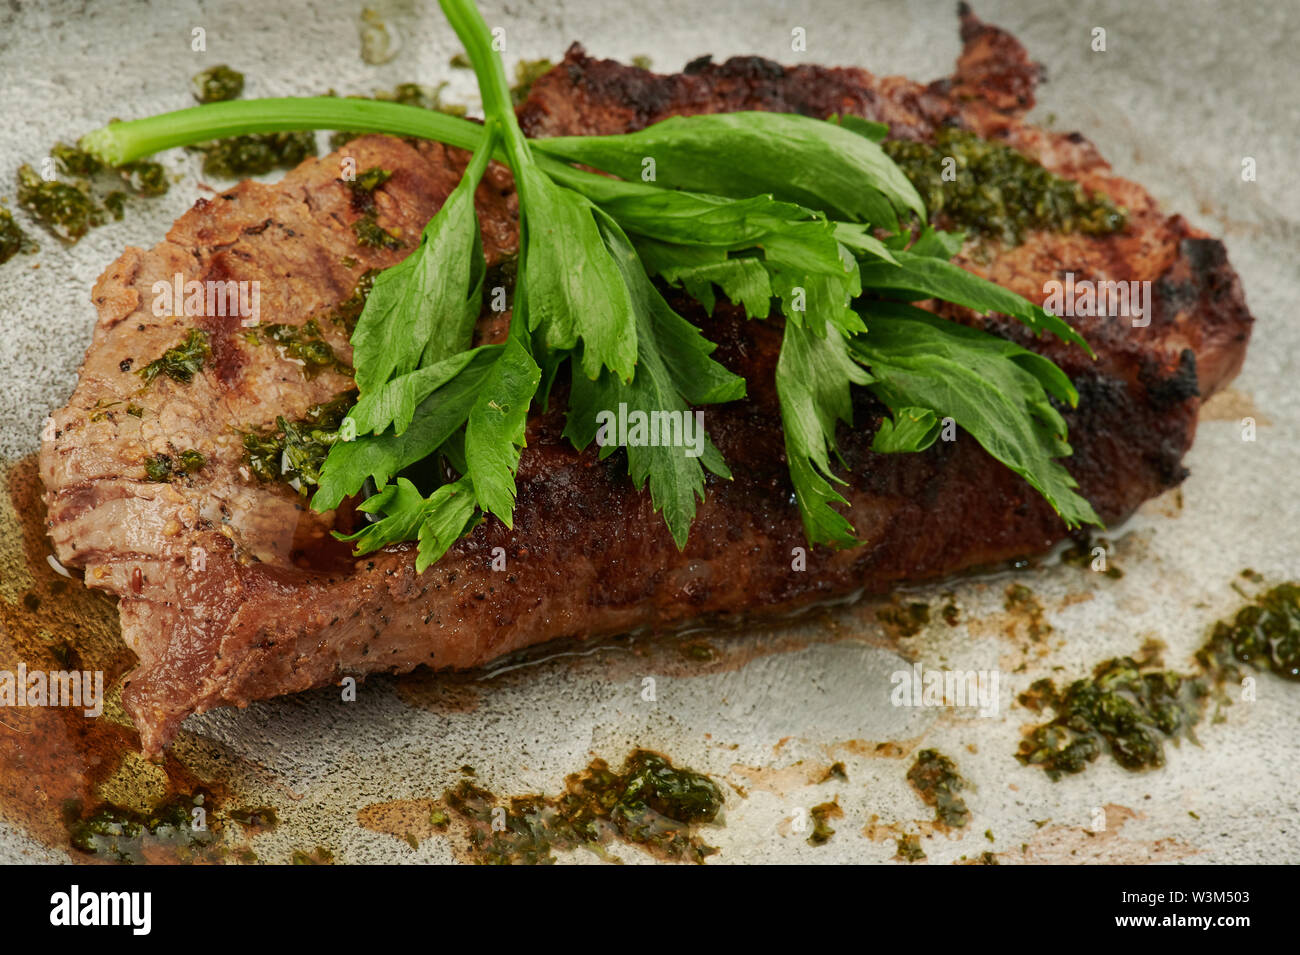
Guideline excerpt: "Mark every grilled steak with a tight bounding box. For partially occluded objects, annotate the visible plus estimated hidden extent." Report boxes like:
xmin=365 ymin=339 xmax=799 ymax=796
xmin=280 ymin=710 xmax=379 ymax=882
xmin=40 ymin=8 xmax=1253 ymax=753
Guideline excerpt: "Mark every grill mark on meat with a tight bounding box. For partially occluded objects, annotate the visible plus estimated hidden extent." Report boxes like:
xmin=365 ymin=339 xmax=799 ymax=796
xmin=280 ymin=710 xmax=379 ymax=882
xmin=39 ymin=9 xmax=1252 ymax=753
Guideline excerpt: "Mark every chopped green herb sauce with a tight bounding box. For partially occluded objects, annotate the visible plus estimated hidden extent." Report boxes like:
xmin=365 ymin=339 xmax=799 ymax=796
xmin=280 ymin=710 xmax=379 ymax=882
xmin=441 ymin=749 xmax=724 ymax=865
xmin=18 ymin=146 xmax=169 ymax=245
xmin=1016 ymin=657 xmax=1206 ymax=778
xmin=877 ymin=599 xmax=931 ymax=637
xmin=51 ymin=141 xmax=104 ymax=177
xmin=1197 ymin=582 xmax=1300 ymax=682
xmin=907 ymin=749 xmax=971 ymax=829
xmin=807 ymin=800 xmax=842 ymax=846
xmin=882 ymin=127 xmax=1127 ymax=246
xmin=348 ymin=166 xmax=392 ymax=196
xmin=353 ymin=214 xmax=403 ymax=250
xmin=16 ymin=164 xmax=104 ymax=241
xmin=895 ymin=833 xmax=926 ymax=862
xmin=138 ymin=328 xmax=211 ymax=386
xmin=328 ymin=268 xmax=381 ymax=332
xmin=258 ymin=319 xmax=350 ymax=378
xmin=144 ymin=449 xmax=205 ymax=483
xmin=243 ymin=392 xmax=355 ymax=492
xmin=189 ymin=130 xmax=317 ymax=178
xmin=64 ymin=793 xmax=216 ymax=864
xmin=0 ymin=207 xmax=37 ymax=264
xmin=117 ymin=160 xmax=169 ymax=197
xmin=192 ymin=64 xmax=245 ymax=104
xmin=1019 ymin=581 xmax=1300 ymax=780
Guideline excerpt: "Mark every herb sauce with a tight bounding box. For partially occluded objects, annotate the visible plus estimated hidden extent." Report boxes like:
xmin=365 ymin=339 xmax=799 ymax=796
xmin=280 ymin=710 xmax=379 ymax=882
xmin=328 ymin=268 xmax=381 ymax=332
xmin=876 ymin=599 xmax=931 ymax=638
xmin=188 ymin=130 xmax=318 ymax=179
xmin=243 ymin=392 xmax=355 ymax=492
xmin=138 ymin=329 xmax=211 ymax=386
xmin=906 ymin=749 xmax=971 ymax=828
xmin=882 ymin=127 xmax=1127 ymax=246
xmin=895 ymin=833 xmax=926 ymax=862
xmin=1018 ymin=581 xmax=1300 ymax=779
xmin=143 ymin=449 xmax=205 ymax=483
xmin=257 ymin=319 xmax=350 ymax=378
xmin=16 ymin=165 xmax=105 ymax=241
xmin=807 ymin=799 xmax=842 ymax=846
xmin=438 ymin=749 xmax=724 ymax=864
xmin=191 ymin=64 xmax=245 ymax=104
xmin=0 ymin=207 xmax=37 ymax=264
xmin=14 ymin=145 xmax=168 ymax=245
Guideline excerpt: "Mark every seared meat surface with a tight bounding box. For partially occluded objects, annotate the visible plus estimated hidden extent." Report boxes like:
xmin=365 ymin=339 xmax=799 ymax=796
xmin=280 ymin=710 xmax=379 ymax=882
xmin=40 ymin=9 xmax=1252 ymax=752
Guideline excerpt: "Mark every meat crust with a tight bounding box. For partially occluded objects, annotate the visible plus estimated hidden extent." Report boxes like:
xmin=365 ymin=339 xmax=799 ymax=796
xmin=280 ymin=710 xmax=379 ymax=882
xmin=40 ymin=8 xmax=1252 ymax=752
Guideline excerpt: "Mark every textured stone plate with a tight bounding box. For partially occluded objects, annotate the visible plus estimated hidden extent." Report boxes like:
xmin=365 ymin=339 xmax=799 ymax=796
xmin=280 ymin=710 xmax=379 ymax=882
xmin=0 ymin=0 xmax=1294 ymax=864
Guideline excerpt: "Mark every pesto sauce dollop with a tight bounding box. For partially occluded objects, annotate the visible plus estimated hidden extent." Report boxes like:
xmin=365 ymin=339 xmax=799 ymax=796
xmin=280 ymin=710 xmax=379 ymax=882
xmin=12 ymin=144 xmax=168 ymax=246
xmin=0 ymin=207 xmax=37 ymax=264
xmin=906 ymin=749 xmax=971 ymax=828
xmin=882 ymin=127 xmax=1127 ymax=246
xmin=1018 ymin=580 xmax=1300 ymax=780
xmin=442 ymin=749 xmax=724 ymax=864
xmin=243 ymin=392 xmax=355 ymax=492
xmin=191 ymin=64 xmax=245 ymax=104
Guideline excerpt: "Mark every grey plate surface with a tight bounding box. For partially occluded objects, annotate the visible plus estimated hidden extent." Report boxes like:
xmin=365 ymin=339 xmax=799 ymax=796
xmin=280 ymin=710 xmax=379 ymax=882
xmin=0 ymin=0 xmax=1295 ymax=863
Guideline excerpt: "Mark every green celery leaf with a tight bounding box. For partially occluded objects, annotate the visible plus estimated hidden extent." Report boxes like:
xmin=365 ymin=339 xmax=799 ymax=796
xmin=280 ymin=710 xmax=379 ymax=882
xmin=464 ymin=333 xmax=541 ymax=527
xmin=826 ymin=114 xmax=890 ymax=142
xmin=871 ymin=406 xmax=941 ymax=452
xmin=906 ymin=225 xmax=967 ymax=260
xmin=850 ymin=303 xmax=1099 ymax=528
xmin=775 ymin=320 xmax=874 ymax=548
xmin=350 ymin=125 xmax=496 ymax=393
xmin=572 ymin=178 xmax=865 ymax=335
xmin=534 ymin=111 xmax=924 ymax=230
xmin=858 ymin=249 xmax=1093 ymax=353
xmin=562 ymin=215 xmax=744 ymax=547
xmin=633 ymin=240 xmax=772 ymax=316
xmin=338 ymin=476 xmax=480 ymax=571
xmin=312 ymin=354 xmax=498 ymax=511
xmin=348 ymin=344 xmax=500 ymax=436
xmin=516 ymin=164 xmax=638 ymax=381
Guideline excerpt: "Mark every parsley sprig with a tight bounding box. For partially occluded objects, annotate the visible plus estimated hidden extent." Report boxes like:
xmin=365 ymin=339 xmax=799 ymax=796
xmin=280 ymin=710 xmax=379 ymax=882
xmin=80 ymin=0 xmax=1101 ymax=569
